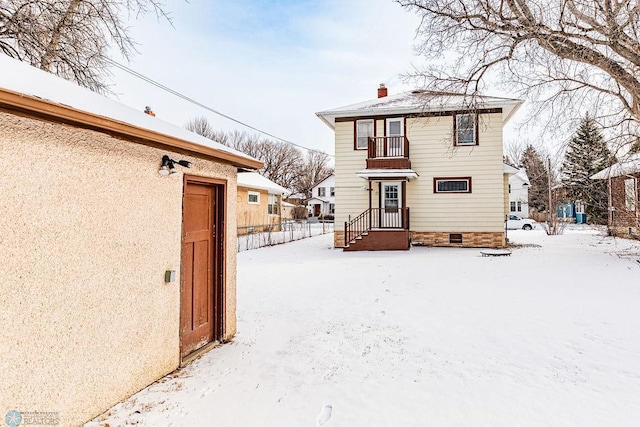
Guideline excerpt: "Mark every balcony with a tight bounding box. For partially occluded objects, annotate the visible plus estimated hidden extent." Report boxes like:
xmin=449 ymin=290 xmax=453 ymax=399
xmin=366 ymin=136 xmax=411 ymax=169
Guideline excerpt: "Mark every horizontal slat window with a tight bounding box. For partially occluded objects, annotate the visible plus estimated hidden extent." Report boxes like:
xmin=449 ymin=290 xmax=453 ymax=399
xmin=434 ymin=177 xmax=472 ymax=193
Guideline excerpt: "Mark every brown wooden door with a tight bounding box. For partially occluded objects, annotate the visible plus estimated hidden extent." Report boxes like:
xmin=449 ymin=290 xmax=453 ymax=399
xmin=181 ymin=180 xmax=223 ymax=358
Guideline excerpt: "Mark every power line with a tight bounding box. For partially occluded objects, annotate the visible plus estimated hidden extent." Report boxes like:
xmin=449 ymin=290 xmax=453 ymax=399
xmin=104 ymin=57 xmax=334 ymax=157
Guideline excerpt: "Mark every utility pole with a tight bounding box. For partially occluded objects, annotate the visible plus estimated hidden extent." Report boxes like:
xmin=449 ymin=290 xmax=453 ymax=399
xmin=548 ymin=157 xmax=554 ymax=233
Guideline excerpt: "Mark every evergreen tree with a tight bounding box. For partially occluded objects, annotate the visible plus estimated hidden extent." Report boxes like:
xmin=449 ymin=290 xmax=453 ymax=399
xmin=561 ymin=114 xmax=613 ymax=224
xmin=520 ymin=145 xmax=549 ymax=213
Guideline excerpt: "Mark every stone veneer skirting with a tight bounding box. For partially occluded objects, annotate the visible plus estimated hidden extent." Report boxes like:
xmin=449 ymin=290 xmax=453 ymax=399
xmin=335 ymin=230 xmax=505 ymax=248
xmin=411 ymin=231 xmax=505 ymax=248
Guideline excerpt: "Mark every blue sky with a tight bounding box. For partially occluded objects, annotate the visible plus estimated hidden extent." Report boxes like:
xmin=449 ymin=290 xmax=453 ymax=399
xmin=109 ymin=0 xmax=522 ymax=156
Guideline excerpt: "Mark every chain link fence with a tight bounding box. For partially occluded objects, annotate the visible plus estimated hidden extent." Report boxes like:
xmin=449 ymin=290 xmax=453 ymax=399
xmin=237 ymin=219 xmax=334 ymax=252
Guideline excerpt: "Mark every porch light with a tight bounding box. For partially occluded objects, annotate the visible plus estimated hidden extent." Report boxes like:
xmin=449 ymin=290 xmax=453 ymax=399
xmin=159 ymin=155 xmax=191 ymax=176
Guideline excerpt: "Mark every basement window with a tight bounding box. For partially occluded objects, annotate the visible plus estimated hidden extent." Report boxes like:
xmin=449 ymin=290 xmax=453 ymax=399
xmin=449 ymin=233 xmax=463 ymax=244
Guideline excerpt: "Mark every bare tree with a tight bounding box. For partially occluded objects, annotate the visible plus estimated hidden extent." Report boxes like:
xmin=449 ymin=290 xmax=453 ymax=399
xmin=292 ymin=151 xmax=333 ymax=198
xmin=185 ymin=116 xmax=219 ymax=140
xmin=185 ymin=117 xmax=334 ymax=194
xmin=398 ymin=0 xmax=640 ymax=149
xmin=0 ymin=0 xmax=171 ymax=93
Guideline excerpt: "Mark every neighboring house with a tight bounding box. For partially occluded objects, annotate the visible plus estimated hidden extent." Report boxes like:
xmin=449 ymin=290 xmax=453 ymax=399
xmin=0 ymin=54 xmax=262 ymax=426
xmin=316 ymin=85 xmax=523 ymax=250
xmin=509 ymin=168 xmax=530 ymax=218
xmin=237 ymin=172 xmax=290 ymax=234
xmin=285 ymin=192 xmax=307 ymax=205
xmin=591 ymin=153 xmax=640 ymax=239
xmin=307 ymin=173 xmax=335 ymax=217
xmin=281 ymin=201 xmax=296 ymax=221
xmin=556 ymin=200 xmax=587 ymax=223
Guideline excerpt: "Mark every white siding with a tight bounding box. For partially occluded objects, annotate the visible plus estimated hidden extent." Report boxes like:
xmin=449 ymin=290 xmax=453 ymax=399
xmin=509 ymin=174 xmax=530 ymax=218
xmin=334 ymin=113 xmax=506 ymax=232
xmin=335 ymin=121 xmax=369 ymax=225
xmin=406 ymin=113 xmax=505 ymax=232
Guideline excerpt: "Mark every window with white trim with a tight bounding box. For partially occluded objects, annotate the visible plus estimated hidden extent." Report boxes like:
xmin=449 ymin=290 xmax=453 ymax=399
xmin=455 ymin=113 xmax=477 ymax=146
xmin=517 ymin=201 xmax=522 ymax=212
xmin=510 ymin=201 xmax=516 ymax=212
xmin=625 ymin=178 xmax=637 ymax=211
xmin=330 ymin=187 xmax=335 ymax=197
xmin=318 ymin=187 xmax=326 ymax=197
xmin=268 ymin=194 xmax=278 ymax=215
xmin=356 ymin=119 xmax=374 ymax=150
xmin=248 ymin=191 xmax=260 ymax=204
xmin=434 ymin=178 xmax=472 ymax=193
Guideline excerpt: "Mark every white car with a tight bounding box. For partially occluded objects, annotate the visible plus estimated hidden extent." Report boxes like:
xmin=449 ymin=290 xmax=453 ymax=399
xmin=506 ymin=214 xmax=536 ymax=230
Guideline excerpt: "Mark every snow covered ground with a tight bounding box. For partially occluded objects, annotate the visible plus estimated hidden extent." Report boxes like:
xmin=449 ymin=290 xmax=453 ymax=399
xmin=87 ymin=226 xmax=640 ymax=427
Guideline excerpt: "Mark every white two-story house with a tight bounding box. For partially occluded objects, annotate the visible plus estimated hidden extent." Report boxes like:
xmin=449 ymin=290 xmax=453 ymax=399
xmin=509 ymin=168 xmax=530 ymax=218
xmin=316 ymin=85 xmax=523 ymax=250
xmin=307 ymin=173 xmax=335 ymax=217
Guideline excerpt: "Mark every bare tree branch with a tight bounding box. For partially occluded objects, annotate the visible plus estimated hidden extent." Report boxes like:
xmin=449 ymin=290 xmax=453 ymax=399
xmin=0 ymin=0 xmax=172 ymax=93
xmin=398 ymin=0 xmax=640 ymax=150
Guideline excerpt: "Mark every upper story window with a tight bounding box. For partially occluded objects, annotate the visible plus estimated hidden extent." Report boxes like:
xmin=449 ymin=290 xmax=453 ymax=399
xmin=454 ymin=113 xmax=477 ymax=146
xmin=318 ymin=187 xmax=326 ymax=197
xmin=434 ymin=177 xmax=472 ymax=193
xmin=248 ymin=191 xmax=260 ymax=204
xmin=356 ymin=119 xmax=374 ymax=150
xmin=330 ymin=187 xmax=335 ymax=197
xmin=510 ymin=201 xmax=516 ymax=211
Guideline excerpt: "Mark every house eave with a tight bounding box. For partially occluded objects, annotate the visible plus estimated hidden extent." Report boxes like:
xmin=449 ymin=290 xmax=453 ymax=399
xmin=317 ymin=100 xmax=523 ymax=128
xmin=0 ymin=87 xmax=263 ymax=170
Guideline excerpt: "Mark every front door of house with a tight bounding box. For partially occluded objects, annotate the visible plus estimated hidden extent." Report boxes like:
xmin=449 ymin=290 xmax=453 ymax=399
xmin=381 ymin=182 xmax=402 ymax=228
xmin=181 ymin=179 xmax=224 ymax=358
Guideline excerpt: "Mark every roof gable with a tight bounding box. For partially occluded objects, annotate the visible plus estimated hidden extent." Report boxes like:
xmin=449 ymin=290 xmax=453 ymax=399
xmin=312 ymin=173 xmax=335 ymax=189
xmin=316 ymin=90 xmax=523 ymax=129
xmin=591 ymin=153 xmax=640 ymax=179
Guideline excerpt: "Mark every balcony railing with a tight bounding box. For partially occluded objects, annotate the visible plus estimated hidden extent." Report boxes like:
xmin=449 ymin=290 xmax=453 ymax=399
xmin=368 ymin=136 xmax=409 ymax=158
xmin=366 ymin=136 xmax=411 ymax=169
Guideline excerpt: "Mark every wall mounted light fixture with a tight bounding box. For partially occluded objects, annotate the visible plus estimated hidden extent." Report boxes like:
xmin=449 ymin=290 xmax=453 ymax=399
xmin=159 ymin=155 xmax=191 ymax=176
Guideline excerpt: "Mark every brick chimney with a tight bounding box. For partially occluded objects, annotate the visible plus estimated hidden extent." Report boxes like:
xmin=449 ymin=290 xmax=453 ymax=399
xmin=377 ymin=83 xmax=388 ymax=98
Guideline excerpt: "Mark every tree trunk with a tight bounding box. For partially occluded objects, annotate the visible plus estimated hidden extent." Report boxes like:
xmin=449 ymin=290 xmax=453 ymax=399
xmin=40 ymin=0 xmax=83 ymax=71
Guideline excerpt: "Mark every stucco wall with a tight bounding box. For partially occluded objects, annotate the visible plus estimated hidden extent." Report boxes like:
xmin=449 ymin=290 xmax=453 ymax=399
xmin=236 ymin=187 xmax=282 ymax=234
xmin=0 ymin=111 xmax=238 ymax=426
xmin=237 ymin=187 xmax=269 ymax=229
